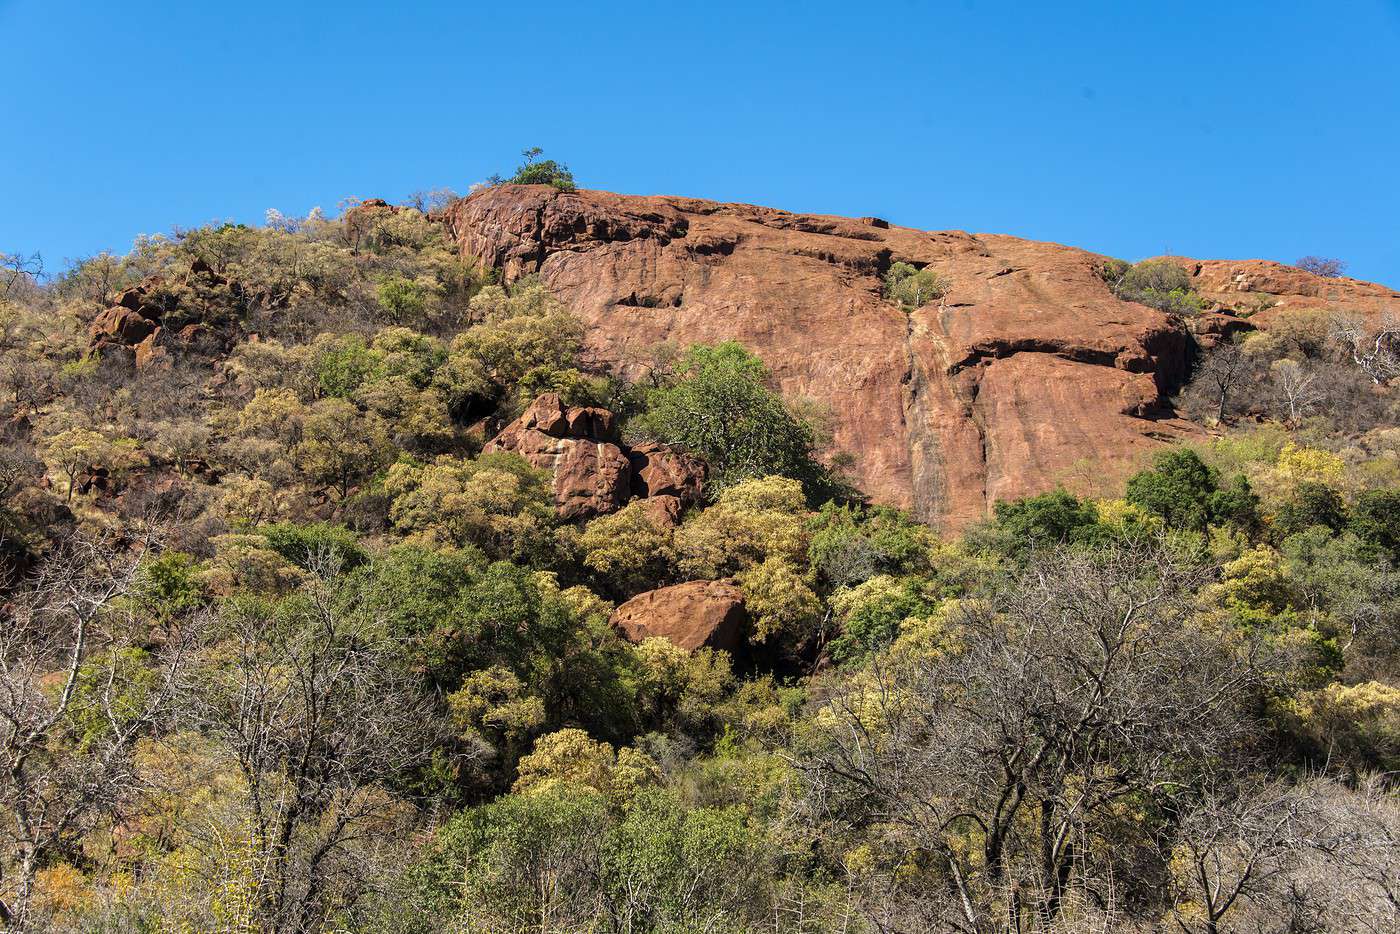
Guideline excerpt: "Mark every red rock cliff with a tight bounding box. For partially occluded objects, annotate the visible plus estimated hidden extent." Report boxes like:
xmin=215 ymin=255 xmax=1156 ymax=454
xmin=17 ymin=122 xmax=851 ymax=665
xmin=445 ymin=185 xmax=1396 ymax=528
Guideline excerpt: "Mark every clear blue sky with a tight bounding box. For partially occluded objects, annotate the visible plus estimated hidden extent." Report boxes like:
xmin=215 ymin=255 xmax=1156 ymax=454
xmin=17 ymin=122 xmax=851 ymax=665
xmin=3 ymin=0 xmax=1398 ymax=285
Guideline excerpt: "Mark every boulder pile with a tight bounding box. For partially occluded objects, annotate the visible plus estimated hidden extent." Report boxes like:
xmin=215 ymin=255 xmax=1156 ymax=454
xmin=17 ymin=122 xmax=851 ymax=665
xmin=483 ymin=393 xmax=705 ymax=521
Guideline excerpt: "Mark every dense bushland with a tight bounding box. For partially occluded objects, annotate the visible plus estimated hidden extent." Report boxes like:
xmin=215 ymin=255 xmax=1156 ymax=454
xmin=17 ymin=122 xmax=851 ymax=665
xmin=1 ymin=195 xmax=1399 ymax=933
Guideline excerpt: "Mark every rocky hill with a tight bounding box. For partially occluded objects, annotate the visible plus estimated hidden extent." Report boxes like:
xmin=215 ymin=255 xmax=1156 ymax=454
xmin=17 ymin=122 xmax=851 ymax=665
xmin=443 ymin=185 xmax=1397 ymax=528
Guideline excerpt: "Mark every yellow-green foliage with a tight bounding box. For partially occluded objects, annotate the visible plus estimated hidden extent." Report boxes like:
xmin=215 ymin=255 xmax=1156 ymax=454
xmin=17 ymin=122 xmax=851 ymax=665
xmin=384 ymin=452 xmax=555 ymax=559
xmin=512 ymin=728 xmax=660 ymax=801
xmin=579 ymin=501 xmax=677 ymax=594
xmin=676 ymin=475 xmax=810 ymax=577
xmin=737 ymin=556 xmax=822 ymax=644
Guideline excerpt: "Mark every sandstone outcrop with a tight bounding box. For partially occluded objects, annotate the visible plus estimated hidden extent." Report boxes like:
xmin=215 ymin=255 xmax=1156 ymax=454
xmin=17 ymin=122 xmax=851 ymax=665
xmin=1185 ymin=259 xmax=1400 ymax=321
xmin=447 ymin=186 xmax=1213 ymax=527
xmin=483 ymin=393 xmax=704 ymax=521
xmin=627 ymin=441 xmax=707 ymax=502
xmin=609 ymin=579 xmax=748 ymax=652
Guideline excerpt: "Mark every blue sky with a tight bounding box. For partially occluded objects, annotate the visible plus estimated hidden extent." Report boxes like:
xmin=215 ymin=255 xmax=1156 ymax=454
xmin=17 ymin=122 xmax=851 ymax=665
xmin=3 ymin=0 xmax=1399 ymax=285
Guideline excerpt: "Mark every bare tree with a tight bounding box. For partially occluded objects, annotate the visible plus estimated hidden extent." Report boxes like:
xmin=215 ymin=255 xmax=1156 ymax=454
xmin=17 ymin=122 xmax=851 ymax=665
xmin=796 ymin=542 xmax=1265 ymax=933
xmin=403 ymin=187 xmax=460 ymax=214
xmin=0 ymin=252 xmax=43 ymax=307
xmin=1196 ymin=337 xmax=1252 ymax=424
xmin=0 ymin=530 xmax=186 ymax=930
xmin=175 ymin=554 xmax=445 ymax=933
xmin=1295 ymin=256 xmax=1347 ymax=278
xmin=1297 ymin=776 xmax=1400 ymax=933
xmin=1270 ymin=358 xmax=1323 ymax=426
xmin=1165 ymin=778 xmax=1312 ymax=934
xmin=0 ymin=442 xmax=41 ymax=506
xmin=1330 ymin=312 xmax=1400 ymax=385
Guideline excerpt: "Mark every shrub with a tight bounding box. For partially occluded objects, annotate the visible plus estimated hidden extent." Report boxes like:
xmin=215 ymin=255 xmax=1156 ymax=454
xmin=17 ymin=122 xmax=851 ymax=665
xmin=828 ymin=575 xmax=938 ymax=662
xmin=1272 ymin=481 xmax=1348 ymax=540
xmin=259 ymin=521 xmax=367 ymax=571
xmin=508 ymin=147 xmax=576 ymax=191
xmin=883 ymin=261 xmax=950 ymax=309
xmin=979 ymin=489 xmax=1106 ymax=556
xmin=1125 ymin=448 xmax=1218 ymax=531
xmin=375 ymin=274 xmax=437 ymax=325
xmin=1348 ymin=489 xmax=1400 ymax=563
xmin=1105 ymin=258 xmax=1204 ymax=315
xmin=630 ymin=342 xmax=840 ymax=499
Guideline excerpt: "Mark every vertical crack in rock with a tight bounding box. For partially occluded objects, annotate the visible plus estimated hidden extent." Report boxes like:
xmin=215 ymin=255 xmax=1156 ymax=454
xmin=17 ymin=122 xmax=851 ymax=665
xmin=901 ymin=308 xmax=952 ymax=525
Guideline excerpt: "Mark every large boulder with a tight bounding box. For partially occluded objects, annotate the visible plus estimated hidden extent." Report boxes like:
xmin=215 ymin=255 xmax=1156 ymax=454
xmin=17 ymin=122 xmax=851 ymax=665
xmin=484 ymin=393 xmax=705 ymax=521
xmin=610 ymin=579 xmax=748 ymax=652
xmin=627 ymin=441 xmax=706 ymax=504
xmin=484 ymin=394 xmax=631 ymax=520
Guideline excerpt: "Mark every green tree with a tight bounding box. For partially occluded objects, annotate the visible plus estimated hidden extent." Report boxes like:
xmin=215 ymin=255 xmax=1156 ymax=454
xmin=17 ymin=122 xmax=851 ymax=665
xmin=375 ymin=274 xmax=438 ymax=325
xmin=1125 ymin=448 xmax=1218 ymax=531
xmin=631 ymin=342 xmax=838 ymax=498
xmin=508 ymin=147 xmax=577 ymax=191
xmin=1273 ymin=480 xmax=1348 ymax=540
xmin=384 ymin=452 xmax=557 ymax=562
xmin=579 ymin=501 xmax=678 ymax=597
xmin=296 ymin=397 xmax=391 ymax=498
xmin=1348 ymin=489 xmax=1400 ymax=563
xmin=977 ymin=489 xmax=1106 ymax=556
xmin=1105 ymin=258 xmax=1205 ymax=315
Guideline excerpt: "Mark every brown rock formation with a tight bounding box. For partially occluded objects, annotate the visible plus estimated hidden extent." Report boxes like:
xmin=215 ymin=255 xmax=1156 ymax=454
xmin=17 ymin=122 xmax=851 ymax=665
xmin=1185 ymin=259 xmax=1399 ymax=321
xmin=610 ymin=579 xmax=749 ymax=652
xmin=447 ymin=186 xmax=1213 ymax=527
xmin=484 ymin=394 xmax=631 ymax=520
xmin=485 ymin=393 xmax=705 ymax=521
xmin=626 ymin=441 xmax=706 ymax=504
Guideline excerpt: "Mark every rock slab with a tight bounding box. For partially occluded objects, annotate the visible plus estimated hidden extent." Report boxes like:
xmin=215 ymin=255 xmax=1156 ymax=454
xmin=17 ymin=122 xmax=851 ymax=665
xmin=610 ymin=579 xmax=748 ymax=652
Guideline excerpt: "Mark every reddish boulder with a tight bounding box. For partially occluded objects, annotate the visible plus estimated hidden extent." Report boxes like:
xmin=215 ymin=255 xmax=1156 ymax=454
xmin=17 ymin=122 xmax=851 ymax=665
xmin=638 ymin=493 xmax=684 ymax=527
xmin=134 ymin=330 xmax=170 ymax=371
xmin=485 ymin=394 xmax=631 ymax=520
xmin=112 ymin=287 xmax=144 ymax=311
xmin=610 ymin=579 xmax=749 ymax=652
xmin=1190 ymin=311 xmax=1256 ymax=350
xmin=627 ymin=441 xmax=706 ymax=504
xmin=91 ymin=307 xmax=157 ymax=344
xmin=485 ymin=394 xmax=708 ymax=521
xmin=1186 ymin=259 xmax=1400 ymax=319
xmin=510 ymin=392 xmax=619 ymax=441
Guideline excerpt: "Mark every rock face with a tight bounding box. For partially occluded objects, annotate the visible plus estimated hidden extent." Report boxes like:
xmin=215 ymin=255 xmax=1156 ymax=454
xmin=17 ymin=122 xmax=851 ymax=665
xmin=446 ymin=187 xmax=1203 ymax=528
xmin=627 ymin=442 xmax=707 ymax=502
xmin=610 ymin=579 xmax=749 ymax=652
xmin=1186 ymin=259 xmax=1400 ymax=320
xmin=484 ymin=393 xmax=705 ymax=520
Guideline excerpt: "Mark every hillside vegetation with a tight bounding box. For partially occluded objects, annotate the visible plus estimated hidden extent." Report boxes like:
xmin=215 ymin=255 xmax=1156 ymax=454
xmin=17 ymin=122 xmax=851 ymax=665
xmin=1 ymin=176 xmax=1399 ymax=933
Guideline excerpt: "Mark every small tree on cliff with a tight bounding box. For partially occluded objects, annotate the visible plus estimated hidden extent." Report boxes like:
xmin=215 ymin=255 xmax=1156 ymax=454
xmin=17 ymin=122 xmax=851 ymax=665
xmin=508 ymin=147 xmax=576 ymax=192
xmin=883 ymin=262 xmax=950 ymax=310
xmin=629 ymin=342 xmax=845 ymax=502
xmin=1295 ymin=255 xmax=1347 ymax=278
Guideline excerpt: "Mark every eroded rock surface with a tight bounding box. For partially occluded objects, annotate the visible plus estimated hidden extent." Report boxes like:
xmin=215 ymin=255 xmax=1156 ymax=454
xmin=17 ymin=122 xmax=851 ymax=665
xmin=448 ymin=187 xmax=1220 ymax=527
xmin=483 ymin=394 xmax=630 ymax=520
xmin=609 ymin=579 xmax=748 ymax=652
